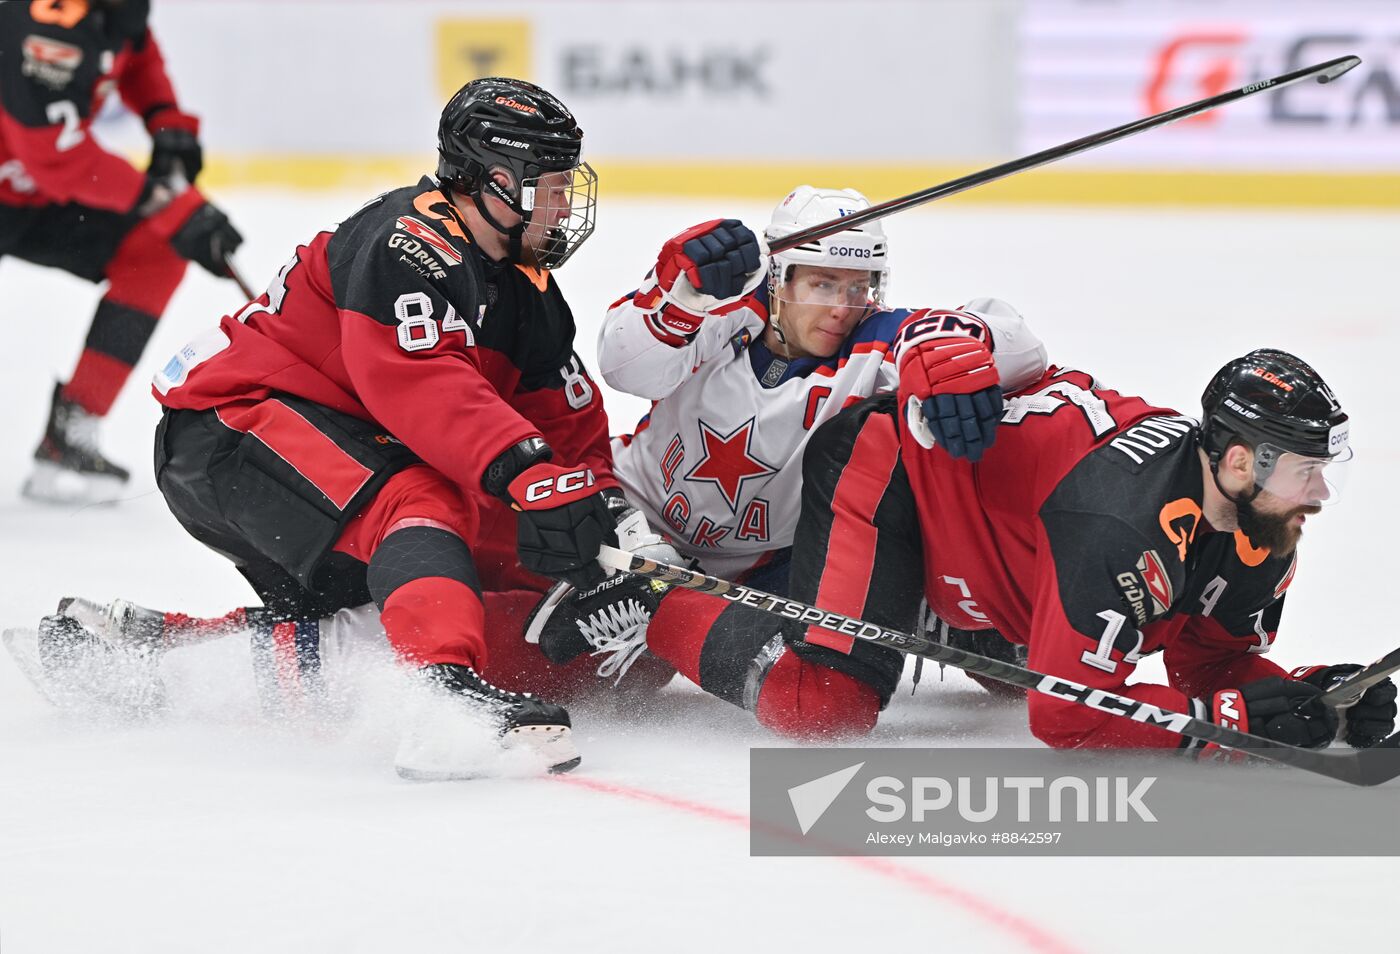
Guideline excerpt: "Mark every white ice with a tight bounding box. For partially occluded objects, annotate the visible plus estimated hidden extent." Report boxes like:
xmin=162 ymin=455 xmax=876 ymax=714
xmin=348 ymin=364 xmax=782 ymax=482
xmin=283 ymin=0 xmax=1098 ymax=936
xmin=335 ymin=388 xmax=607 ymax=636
xmin=2 ymin=189 xmax=1398 ymax=953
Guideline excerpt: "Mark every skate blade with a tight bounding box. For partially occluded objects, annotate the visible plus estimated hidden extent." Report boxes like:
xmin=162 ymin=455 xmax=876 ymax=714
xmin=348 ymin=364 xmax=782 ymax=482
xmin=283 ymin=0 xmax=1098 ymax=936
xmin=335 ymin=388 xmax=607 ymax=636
xmin=22 ymin=462 xmax=126 ymax=506
xmin=506 ymin=723 xmax=581 ymax=775
xmin=394 ymin=723 xmax=580 ymax=781
xmin=522 ymin=581 xmax=573 ymax=645
xmin=2 ymin=628 xmax=61 ymax=705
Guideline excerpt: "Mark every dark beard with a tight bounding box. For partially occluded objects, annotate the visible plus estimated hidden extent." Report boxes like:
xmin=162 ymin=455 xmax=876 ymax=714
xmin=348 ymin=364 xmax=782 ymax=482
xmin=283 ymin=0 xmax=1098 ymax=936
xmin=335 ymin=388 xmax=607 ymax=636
xmin=1235 ymin=498 xmax=1316 ymax=555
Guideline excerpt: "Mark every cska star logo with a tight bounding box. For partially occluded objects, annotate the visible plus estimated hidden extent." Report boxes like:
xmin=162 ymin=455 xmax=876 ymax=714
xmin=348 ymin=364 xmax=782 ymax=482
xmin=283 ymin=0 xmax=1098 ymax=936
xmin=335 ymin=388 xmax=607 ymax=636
xmin=684 ymin=417 xmax=777 ymax=513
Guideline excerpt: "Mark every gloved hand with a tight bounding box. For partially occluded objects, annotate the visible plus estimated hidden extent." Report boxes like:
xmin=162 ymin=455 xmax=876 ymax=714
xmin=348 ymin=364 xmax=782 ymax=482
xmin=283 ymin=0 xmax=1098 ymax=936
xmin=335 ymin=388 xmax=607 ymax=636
xmin=895 ymin=311 xmax=1002 ymax=461
xmin=1293 ymin=664 xmax=1398 ymax=748
xmin=146 ymin=107 xmax=203 ymax=183
xmin=170 ymin=201 xmax=243 ymax=278
xmin=656 ymin=218 xmax=762 ymax=300
xmin=611 ymin=502 xmax=686 ymax=569
xmin=636 ymin=219 xmax=764 ymax=342
xmin=507 ymin=461 xmax=616 ymax=590
xmin=1202 ymin=677 xmax=1339 ymax=756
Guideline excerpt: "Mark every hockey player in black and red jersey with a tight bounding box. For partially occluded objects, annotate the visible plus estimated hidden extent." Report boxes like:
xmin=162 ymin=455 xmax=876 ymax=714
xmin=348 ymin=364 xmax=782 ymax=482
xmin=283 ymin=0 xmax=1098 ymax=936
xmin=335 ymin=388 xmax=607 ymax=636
xmin=42 ymin=77 xmax=628 ymax=777
xmin=1 ymin=0 xmax=242 ymax=502
xmin=646 ymin=347 xmax=1396 ymax=748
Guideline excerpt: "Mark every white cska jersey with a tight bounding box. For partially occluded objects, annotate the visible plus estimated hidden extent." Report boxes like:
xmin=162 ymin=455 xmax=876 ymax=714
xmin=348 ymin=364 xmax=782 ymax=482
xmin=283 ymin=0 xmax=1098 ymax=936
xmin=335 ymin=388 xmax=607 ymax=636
xmin=599 ymin=286 xmax=1049 ymax=579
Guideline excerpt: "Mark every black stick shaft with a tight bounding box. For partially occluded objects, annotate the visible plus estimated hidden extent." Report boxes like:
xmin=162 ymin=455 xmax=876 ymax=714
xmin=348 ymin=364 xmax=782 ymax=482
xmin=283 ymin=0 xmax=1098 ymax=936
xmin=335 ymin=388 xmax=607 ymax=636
xmin=224 ymin=252 xmax=256 ymax=300
xmin=1319 ymin=647 xmax=1400 ymax=708
xmin=597 ymin=545 xmax=1398 ymax=786
xmin=769 ymin=54 xmax=1360 ymax=254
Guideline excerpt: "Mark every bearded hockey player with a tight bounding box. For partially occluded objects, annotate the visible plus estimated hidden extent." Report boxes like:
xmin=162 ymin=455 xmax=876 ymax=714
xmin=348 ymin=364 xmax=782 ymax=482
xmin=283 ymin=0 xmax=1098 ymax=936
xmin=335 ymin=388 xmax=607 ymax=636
xmin=35 ymin=77 xmax=626 ymax=777
xmin=1 ymin=0 xmax=242 ymax=502
xmin=684 ymin=348 xmax=1396 ymax=745
xmin=524 ymin=186 xmax=1050 ymax=704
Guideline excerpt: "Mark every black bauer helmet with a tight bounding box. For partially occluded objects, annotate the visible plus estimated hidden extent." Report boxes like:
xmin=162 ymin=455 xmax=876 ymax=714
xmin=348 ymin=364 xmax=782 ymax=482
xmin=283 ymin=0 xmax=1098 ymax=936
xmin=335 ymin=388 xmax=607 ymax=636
xmin=437 ymin=77 xmax=596 ymax=270
xmin=1200 ymin=348 xmax=1351 ymax=506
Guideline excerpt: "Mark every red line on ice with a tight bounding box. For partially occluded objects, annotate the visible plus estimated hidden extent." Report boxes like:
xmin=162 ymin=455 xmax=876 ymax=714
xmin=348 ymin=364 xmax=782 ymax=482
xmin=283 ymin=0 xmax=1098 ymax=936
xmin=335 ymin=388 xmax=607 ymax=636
xmin=555 ymin=773 xmax=1083 ymax=954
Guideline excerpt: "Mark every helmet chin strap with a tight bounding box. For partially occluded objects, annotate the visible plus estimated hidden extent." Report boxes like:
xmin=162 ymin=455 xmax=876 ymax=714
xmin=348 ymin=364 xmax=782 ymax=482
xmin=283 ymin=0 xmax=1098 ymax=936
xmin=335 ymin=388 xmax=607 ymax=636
xmin=470 ymin=178 xmax=533 ymax=265
xmin=1208 ymin=454 xmax=1263 ymax=527
xmin=769 ymin=298 xmax=793 ymax=358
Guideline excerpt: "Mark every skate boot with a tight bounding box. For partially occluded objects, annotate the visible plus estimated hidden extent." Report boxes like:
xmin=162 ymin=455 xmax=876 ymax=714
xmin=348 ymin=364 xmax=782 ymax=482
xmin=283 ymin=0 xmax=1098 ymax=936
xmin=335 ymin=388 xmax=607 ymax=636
xmin=524 ymin=573 xmax=670 ymax=682
xmin=928 ymin=616 xmax=1028 ymax=700
xmin=23 ymin=383 xmax=131 ymax=504
xmin=1 ymin=610 xmax=168 ymax=715
xmin=58 ymin=596 xmax=168 ymax=651
xmin=59 ymin=596 xmax=270 ymax=652
xmin=394 ymin=663 xmax=580 ymax=780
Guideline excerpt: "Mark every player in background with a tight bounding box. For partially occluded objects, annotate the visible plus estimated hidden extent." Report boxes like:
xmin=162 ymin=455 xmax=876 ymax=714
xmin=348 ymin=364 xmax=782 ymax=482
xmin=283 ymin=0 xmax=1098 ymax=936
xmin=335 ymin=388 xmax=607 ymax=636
xmin=1 ymin=0 xmax=242 ymax=503
xmin=669 ymin=348 xmax=1396 ymax=746
xmin=23 ymin=77 xmax=634 ymax=778
xmin=524 ymin=186 xmax=1050 ymax=706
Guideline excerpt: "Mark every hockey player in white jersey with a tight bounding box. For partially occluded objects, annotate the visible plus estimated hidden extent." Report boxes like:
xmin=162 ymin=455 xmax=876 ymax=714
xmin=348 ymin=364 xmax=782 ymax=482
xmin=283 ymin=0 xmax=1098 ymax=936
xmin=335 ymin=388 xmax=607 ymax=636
xmin=525 ymin=186 xmax=1050 ymax=701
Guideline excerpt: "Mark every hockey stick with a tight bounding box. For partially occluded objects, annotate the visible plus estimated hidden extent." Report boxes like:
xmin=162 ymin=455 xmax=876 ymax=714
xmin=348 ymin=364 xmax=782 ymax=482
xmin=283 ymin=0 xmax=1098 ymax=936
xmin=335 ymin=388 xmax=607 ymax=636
xmin=768 ymin=54 xmax=1361 ymax=254
xmin=162 ymin=161 xmax=257 ymax=301
xmin=223 ymin=252 xmax=256 ymax=300
xmin=596 ymin=545 xmax=1400 ymax=787
xmin=1318 ymin=647 xmax=1400 ymax=708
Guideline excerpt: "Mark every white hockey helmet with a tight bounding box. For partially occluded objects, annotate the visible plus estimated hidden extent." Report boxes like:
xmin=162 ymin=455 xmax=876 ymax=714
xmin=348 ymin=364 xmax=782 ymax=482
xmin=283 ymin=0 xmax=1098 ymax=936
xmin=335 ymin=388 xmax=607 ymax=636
xmin=765 ymin=186 xmax=889 ymax=307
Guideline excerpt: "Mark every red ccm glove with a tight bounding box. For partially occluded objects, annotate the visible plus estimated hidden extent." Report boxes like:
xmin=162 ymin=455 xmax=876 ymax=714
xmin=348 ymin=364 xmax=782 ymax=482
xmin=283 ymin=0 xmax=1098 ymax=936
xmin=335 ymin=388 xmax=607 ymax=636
xmin=894 ymin=310 xmax=1002 ymax=461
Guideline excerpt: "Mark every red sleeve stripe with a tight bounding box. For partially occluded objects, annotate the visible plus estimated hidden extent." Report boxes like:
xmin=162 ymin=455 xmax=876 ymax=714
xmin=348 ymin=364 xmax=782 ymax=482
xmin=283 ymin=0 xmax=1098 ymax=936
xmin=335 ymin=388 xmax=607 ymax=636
xmin=643 ymin=309 xmax=691 ymax=348
xmin=804 ymin=411 xmax=902 ymax=653
xmin=811 ymin=341 xmax=893 ymax=379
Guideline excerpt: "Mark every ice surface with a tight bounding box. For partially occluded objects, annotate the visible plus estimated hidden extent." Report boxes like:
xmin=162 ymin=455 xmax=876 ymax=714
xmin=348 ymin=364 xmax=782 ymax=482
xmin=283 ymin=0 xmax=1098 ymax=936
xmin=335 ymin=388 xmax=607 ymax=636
xmin=2 ymin=189 xmax=1398 ymax=952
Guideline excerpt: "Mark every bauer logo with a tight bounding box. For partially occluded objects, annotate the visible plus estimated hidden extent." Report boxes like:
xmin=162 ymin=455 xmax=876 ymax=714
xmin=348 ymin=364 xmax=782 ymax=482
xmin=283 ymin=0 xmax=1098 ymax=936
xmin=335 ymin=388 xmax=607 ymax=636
xmin=750 ymin=748 xmax=1400 ymax=856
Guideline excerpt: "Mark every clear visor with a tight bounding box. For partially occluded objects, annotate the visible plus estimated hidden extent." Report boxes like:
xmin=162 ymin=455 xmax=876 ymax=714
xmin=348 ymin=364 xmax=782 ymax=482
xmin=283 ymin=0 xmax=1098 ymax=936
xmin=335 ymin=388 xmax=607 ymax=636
xmin=1253 ymin=442 xmax=1353 ymax=507
xmin=519 ymin=162 xmax=597 ymax=269
xmin=774 ymin=267 xmax=885 ymax=310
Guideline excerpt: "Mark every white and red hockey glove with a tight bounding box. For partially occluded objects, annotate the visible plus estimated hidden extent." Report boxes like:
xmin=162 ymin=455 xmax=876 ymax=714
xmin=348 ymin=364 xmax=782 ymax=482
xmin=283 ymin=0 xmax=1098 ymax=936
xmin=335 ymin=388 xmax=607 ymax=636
xmin=894 ymin=310 xmax=1002 ymax=461
xmin=633 ymin=219 xmax=765 ymax=345
xmin=1194 ymin=677 xmax=1338 ymax=759
xmin=1292 ymin=664 xmax=1398 ymax=748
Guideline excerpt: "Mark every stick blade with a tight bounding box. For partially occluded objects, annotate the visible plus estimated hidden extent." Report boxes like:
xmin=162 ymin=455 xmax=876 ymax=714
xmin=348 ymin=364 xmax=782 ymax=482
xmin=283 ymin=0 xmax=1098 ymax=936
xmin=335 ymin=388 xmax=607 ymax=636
xmin=1317 ymin=55 xmax=1362 ymax=84
xmin=1356 ymin=731 xmax=1400 ymax=787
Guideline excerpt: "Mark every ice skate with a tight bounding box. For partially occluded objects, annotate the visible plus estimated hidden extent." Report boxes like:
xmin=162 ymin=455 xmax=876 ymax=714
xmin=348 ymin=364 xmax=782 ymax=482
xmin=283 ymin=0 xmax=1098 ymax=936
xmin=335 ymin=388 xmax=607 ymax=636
xmin=22 ymin=384 xmax=130 ymax=505
xmin=524 ymin=574 xmax=670 ymax=683
xmin=394 ymin=663 xmax=580 ymax=780
xmin=3 ymin=609 xmax=166 ymax=717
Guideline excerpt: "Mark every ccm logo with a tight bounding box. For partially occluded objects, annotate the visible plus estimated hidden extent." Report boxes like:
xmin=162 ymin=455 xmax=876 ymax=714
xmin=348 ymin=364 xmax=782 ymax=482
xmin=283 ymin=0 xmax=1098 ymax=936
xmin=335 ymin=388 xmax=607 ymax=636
xmin=523 ymin=468 xmax=595 ymax=502
xmin=1215 ymin=690 xmax=1243 ymax=729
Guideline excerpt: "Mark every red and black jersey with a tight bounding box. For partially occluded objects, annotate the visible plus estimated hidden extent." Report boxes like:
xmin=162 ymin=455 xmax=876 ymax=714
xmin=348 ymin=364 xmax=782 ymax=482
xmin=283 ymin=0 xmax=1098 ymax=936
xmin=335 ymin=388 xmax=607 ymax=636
xmin=900 ymin=367 xmax=1295 ymax=748
xmin=0 ymin=1 xmax=182 ymax=211
xmin=154 ymin=176 xmax=615 ymax=502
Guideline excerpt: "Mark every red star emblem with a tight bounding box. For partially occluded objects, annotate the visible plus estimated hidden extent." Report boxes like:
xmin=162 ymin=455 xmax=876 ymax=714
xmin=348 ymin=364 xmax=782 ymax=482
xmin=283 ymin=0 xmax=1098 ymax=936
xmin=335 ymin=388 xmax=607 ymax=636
xmin=684 ymin=417 xmax=776 ymax=513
